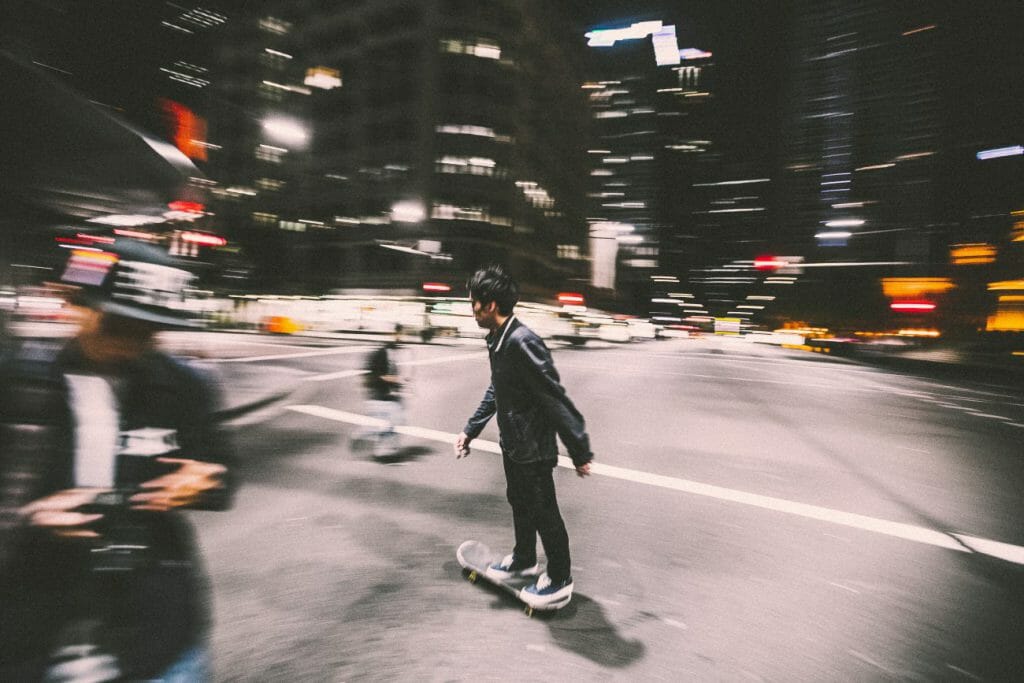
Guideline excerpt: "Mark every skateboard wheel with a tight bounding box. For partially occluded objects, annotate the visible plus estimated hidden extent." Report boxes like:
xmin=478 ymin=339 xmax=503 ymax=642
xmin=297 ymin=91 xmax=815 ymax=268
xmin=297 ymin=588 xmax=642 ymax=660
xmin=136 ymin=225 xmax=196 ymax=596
xmin=467 ymin=570 xmax=478 ymax=583
xmin=524 ymin=606 xmax=534 ymax=617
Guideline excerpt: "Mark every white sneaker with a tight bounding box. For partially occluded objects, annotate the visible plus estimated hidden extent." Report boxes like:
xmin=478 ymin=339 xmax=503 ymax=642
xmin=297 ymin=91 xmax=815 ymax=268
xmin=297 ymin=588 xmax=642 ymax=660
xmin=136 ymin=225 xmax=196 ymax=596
xmin=485 ymin=553 xmax=540 ymax=581
xmin=520 ymin=572 xmax=573 ymax=608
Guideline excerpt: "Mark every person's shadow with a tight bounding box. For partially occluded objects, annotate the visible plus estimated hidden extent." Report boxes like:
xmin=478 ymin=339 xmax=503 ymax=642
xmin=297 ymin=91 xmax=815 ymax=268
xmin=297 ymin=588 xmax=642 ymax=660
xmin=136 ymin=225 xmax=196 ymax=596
xmin=349 ymin=435 xmax=433 ymax=464
xmin=451 ymin=564 xmax=645 ymax=668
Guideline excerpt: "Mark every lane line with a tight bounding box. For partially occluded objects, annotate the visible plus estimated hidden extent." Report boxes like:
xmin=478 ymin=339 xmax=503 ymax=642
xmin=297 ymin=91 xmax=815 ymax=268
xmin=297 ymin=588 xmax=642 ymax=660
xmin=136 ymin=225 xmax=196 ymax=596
xmin=206 ymin=346 xmax=375 ymax=363
xmin=305 ymin=369 xmax=367 ymax=382
xmin=304 ymin=351 xmax=486 ymax=382
xmin=286 ymin=404 xmax=1024 ymax=565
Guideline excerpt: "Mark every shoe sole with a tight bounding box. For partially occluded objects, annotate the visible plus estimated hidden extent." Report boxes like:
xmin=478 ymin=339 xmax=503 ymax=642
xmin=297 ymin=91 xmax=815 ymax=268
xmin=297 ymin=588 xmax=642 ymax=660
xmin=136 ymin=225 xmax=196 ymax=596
xmin=519 ymin=587 xmax=573 ymax=609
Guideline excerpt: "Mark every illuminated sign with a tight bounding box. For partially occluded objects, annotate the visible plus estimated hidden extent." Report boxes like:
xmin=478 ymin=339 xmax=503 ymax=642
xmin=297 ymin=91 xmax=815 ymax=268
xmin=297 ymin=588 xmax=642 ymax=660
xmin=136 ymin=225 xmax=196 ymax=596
xmin=585 ymin=21 xmax=663 ymax=47
xmin=159 ymin=99 xmax=208 ymax=161
xmin=651 ymin=25 xmax=681 ymax=65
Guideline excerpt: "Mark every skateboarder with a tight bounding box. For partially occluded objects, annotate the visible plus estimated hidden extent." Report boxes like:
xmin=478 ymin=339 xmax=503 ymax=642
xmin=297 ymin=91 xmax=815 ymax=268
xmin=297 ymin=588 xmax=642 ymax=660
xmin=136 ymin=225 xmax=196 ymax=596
xmin=454 ymin=265 xmax=593 ymax=609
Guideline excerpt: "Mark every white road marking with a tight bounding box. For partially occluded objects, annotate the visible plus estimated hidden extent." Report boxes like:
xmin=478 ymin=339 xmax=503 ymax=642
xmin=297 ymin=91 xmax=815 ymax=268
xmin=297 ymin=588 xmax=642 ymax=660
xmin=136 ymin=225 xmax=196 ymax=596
xmin=206 ymin=346 xmax=375 ymax=363
xmin=963 ymin=411 xmax=1009 ymax=420
xmin=828 ymin=582 xmax=861 ymax=594
xmin=304 ymin=351 xmax=486 ymax=382
xmin=398 ymin=351 xmax=487 ymax=368
xmin=305 ymin=369 xmax=368 ymax=382
xmin=946 ymin=664 xmax=983 ymax=681
xmin=286 ymin=404 xmax=1024 ymax=566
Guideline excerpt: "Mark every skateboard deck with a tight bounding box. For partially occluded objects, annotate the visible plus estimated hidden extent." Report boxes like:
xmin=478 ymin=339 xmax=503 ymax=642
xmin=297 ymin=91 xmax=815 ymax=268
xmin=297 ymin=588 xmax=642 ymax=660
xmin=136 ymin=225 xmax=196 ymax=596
xmin=456 ymin=540 xmax=568 ymax=615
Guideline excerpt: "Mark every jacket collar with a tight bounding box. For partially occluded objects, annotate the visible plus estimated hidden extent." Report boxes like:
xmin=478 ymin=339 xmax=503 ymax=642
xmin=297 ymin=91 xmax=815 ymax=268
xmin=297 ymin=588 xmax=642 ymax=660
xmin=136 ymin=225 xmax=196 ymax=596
xmin=487 ymin=314 xmax=517 ymax=353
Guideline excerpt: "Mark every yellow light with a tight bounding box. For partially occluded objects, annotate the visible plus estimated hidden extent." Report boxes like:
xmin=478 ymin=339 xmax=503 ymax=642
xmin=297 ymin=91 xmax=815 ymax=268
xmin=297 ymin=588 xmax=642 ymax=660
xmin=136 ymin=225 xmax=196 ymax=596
xmin=950 ymin=243 xmax=996 ymax=265
xmin=1012 ymin=221 xmax=1024 ymax=242
xmin=988 ymin=280 xmax=1024 ymax=291
xmin=881 ymin=277 xmax=955 ymax=298
xmin=986 ymin=312 xmax=1024 ymax=331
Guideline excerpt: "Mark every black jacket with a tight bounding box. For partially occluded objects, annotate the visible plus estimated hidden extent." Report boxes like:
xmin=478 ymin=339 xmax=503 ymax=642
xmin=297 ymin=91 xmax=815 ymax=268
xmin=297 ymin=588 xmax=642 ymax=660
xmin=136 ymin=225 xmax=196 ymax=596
xmin=0 ymin=337 xmax=235 ymax=680
xmin=364 ymin=343 xmax=400 ymax=401
xmin=463 ymin=316 xmax=593 ymax=467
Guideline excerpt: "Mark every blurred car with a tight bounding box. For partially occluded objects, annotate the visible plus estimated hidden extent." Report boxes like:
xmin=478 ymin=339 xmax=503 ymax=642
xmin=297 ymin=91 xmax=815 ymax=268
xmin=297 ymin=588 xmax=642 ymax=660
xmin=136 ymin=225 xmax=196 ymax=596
xmin=625 ymin=318 xmax=658 ymax=340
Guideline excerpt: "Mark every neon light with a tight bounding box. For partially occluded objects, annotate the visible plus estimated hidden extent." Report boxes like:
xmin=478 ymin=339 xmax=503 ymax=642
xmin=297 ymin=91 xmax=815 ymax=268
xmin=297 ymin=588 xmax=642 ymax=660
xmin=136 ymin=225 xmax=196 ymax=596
xmin=976 ymin=145 xmax=1023 ymax=160
xmin=557 ymin=292 xmax=585 ymax=305
xmin=679 ymin=48 xmax=712 ymax=60
xmin=754 ymin=256 xmax=784 ymax=271
xmin=891 ymin=301 xmax=936 ymax=312
xmin=181 ymin=232 xmax=227 ymax=246
xmin=168 ymin=200 xmax=205 ymax=213
xmin=422 ymin=282 xmax=451 ymax=293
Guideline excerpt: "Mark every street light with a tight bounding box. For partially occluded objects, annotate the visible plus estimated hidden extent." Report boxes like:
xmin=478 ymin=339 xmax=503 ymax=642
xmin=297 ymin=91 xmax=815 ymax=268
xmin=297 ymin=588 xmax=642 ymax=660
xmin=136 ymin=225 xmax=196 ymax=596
xmin=391 ymin=200 xmax=426 ymax=223
xmin=261 ymin=116 xmax=309 ymax=149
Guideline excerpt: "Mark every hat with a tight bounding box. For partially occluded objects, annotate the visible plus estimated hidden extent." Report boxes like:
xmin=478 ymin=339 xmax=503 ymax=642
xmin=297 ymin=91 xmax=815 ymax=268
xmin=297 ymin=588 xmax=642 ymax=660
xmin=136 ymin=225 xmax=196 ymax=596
xmin=58 ymin=238 xmax=201 ymax=328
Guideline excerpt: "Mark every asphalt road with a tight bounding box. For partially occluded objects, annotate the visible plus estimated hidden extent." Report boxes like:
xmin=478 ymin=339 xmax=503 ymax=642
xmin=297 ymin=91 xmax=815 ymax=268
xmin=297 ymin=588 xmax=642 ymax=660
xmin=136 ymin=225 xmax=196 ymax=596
xmin=171 ymin=331 xmax=1024 ymax=681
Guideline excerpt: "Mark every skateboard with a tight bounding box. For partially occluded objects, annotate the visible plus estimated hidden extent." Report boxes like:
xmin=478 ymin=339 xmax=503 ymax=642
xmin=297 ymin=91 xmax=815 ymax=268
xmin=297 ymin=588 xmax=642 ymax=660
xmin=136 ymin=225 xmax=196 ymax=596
xmin=456 ymin=540 xmax=569 ymax=616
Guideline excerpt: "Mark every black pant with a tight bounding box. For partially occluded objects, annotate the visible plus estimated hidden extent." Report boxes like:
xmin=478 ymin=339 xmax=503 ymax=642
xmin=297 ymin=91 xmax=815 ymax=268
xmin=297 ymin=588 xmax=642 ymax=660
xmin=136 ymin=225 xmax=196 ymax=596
xmin=503 ymin=455 xmax=571 ymax=582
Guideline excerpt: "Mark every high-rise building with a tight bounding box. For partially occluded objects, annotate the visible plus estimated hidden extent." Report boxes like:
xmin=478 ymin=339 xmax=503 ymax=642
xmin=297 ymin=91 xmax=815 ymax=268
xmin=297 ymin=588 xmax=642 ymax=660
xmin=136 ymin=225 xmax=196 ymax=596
xmin=235 ymin=0 xmax=594 ymax=296
xmin=581 ymin=18 xmax=703 ymax=308
xmin=773 ymin=1 xmax=1023 ymax=333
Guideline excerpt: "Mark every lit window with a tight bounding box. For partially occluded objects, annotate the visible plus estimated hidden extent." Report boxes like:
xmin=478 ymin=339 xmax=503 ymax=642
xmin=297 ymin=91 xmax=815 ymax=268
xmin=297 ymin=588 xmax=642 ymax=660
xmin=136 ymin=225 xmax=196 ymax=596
xmin=440 ymin=38 xmax=502 ymax=60
xmin=255 ymin=178 xmax=285 ymax=191
xmin=436 ymin=124 xmax=496 ymax=138
xmin=435 ymin=156 xmax=498 ymax=176
xmin=255 ymin=144 xmax=286 ymax=163
xmin=259 ymin=16 xmax=291 ymax=34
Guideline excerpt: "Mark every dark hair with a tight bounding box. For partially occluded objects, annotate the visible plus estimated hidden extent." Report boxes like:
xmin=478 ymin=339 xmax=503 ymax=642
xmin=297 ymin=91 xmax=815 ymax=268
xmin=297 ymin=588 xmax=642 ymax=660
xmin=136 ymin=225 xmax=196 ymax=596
xmin=467 ymin=264 xmax=518 ymax=315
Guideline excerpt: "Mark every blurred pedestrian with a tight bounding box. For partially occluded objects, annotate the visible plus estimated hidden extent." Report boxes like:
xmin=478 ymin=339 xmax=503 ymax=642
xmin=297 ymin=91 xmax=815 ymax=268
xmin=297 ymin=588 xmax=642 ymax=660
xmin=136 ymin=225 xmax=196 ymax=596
xmin=362 ymin=327 xmax=405 ymax=459
xmin=454 ymin=265 xmax=593 ymax=609
xmin=0 ymin=238 xmax=234 ymax=681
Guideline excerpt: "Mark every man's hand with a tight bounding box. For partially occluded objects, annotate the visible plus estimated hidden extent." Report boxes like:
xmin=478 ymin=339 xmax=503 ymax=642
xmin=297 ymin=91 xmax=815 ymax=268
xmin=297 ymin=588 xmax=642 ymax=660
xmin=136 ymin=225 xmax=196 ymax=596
xmin=454 ymin=432 xmax=472 ymax=458
xmin=130 ymin=458 xmax=227 ymax=511
xmin=575 ymin=461 xmax=592 ymax=478
xmin=20 ymin=488 xmax=109 ymax=538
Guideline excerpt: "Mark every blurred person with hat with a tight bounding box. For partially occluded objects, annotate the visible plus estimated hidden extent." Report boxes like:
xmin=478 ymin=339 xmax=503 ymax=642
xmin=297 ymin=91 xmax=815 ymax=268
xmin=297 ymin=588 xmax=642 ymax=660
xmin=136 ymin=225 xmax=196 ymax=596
xmin=0 ymin=237 xmax=235 ymax=681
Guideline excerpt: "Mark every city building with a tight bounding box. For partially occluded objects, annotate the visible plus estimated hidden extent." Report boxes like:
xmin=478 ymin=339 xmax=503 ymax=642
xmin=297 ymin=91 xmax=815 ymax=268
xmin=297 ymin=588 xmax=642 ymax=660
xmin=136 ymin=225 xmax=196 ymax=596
xmin=218 ymin=0 xmax=593 ymax=297
xmin=773 ymin=1 xmax=1023 ymax=334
